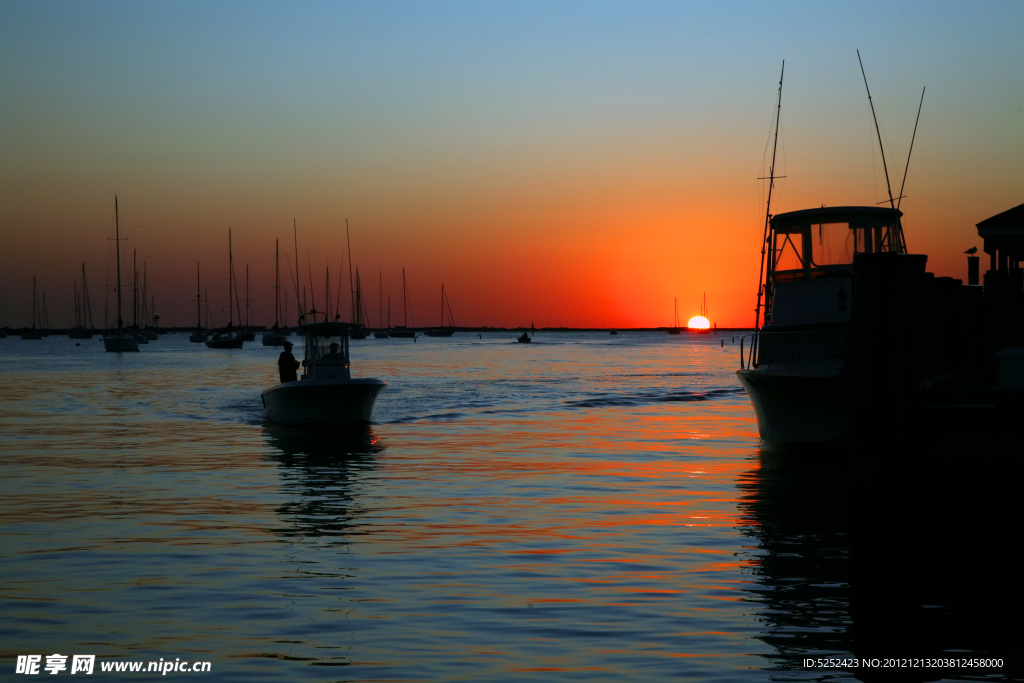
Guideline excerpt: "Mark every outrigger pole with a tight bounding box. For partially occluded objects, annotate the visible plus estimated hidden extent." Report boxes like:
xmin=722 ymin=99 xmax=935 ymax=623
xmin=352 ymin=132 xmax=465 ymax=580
xmin=857 ymin=49 xmax=895 ymax=210
xmin=754 ymin=60 xmax=784 ymax=333
xmin=897 ymin=87 xmax=925 ymax=211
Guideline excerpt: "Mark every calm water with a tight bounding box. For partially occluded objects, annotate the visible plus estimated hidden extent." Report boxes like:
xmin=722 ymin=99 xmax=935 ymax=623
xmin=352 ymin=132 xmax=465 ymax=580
xmin=1 ymin=332 xmax=1019 ymax=681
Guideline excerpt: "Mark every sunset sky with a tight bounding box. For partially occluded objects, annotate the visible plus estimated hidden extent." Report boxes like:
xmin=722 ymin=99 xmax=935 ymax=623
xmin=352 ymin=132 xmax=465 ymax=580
xmin=2 ymin=1 xmax=1022 ymax=329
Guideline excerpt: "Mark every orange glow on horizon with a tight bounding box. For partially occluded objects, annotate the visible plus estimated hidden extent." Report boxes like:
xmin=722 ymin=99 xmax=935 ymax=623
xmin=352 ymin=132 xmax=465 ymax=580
xmin=687 ymin=316 xmax=710 ymax=330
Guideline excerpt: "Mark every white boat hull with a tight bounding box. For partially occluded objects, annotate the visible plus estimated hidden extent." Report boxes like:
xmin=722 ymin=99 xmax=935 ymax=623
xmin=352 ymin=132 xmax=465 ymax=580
xmin=261 ymin=378 xmax=386 ymax=426
xmin=737 ymin=369 xmax=850 ymax=446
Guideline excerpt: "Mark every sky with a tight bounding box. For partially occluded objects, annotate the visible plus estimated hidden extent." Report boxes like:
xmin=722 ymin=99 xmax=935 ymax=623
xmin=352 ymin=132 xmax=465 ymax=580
xmin=2 ymin=1 xmax=1022 ymax=329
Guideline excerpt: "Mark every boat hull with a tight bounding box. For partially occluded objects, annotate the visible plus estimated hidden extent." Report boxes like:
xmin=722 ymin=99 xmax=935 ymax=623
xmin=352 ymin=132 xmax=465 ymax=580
xmin=261 ymin=333 xmax=287 ymax=346
xmin=189 ymin=332 xmax=208 ymax=343
xmin=205 ymin=336 xmax=243 ymax=349
xmin=104 ymin=335 xmax=140 ymax=352
xmin=737 ymin=369 xmax=850 ymax=446
xmin=261 ymin=378 xmax=386 ymax=426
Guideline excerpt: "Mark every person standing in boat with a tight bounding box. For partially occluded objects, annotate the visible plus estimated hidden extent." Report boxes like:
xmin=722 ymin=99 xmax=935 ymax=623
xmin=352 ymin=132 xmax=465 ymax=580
xmin=278 ymin=341 xmax=300 ymax=383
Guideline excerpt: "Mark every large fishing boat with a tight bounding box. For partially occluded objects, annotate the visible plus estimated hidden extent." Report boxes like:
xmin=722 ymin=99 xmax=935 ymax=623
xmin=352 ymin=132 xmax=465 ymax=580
xmin=261 ymin=322 xmax=386 ymax=425
xmin=737 ymin=206 xmax=907 ymax=444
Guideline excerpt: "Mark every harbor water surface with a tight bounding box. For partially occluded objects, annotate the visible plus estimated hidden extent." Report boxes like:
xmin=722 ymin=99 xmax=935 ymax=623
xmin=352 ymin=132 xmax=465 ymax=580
xmin=1 ymin=332 xmax=1018 ymax=681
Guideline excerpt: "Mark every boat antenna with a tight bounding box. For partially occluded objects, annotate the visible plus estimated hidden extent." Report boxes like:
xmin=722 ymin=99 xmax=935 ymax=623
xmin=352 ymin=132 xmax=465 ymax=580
xmin=754 ymin=60 xmax=784 ymax=332
xmin=346 ymin=219 xmax=355 ymax=324
xmin=335 ymin=252 xmax=345 ymax=321
xmin=293 ymin=219 xmax=303 ymax=324
xmin=857 ymin=49 xmax=895 ymax=209
xmin=896 ymin=86 xmax=925 ymax=211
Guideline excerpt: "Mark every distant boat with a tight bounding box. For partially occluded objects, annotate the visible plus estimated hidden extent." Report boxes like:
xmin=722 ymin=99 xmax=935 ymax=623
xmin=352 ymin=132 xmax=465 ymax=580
xmin=262 ymin=239 xmax=289 ymax=346
xmin=668 ymin=297 xmax=681 ymax=334
xmin=690 ymin=293 xmax=711 ymax=334
xmin=517 ymin=332 xmax=532 ymax=343
xmin=103 ymin=196 xmax=140 ymax=352
xmin=68 ymin=264 xmax=95 ymax=339
xmin=610 ymin=329 xmax=618 ymax=335
xmin=390 ymin=267 xmax=417 ymax=338
xmin=206 ymin=228 xmax=243 ymax=349
xmin=21 ymin=276 xmax=44 ymax=340
xmin=424 ymin=284 xmax=456 ymax=337
xmin=261 ymin=322 xmax=386 ymax=425
xmin=374 ymin=276 xmax=390 ymax=338
xmin=189 ymin=262 xmax=208 ymax=342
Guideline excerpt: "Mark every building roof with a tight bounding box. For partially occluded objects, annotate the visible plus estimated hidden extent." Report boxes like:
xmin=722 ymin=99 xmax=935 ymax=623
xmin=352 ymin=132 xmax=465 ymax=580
xmin=976 ymin=203 xmax=1024 ymax=232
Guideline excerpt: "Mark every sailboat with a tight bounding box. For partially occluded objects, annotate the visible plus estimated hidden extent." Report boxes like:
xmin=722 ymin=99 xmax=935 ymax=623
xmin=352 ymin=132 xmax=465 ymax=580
xmin=130 ymin=251 xmax=149 ymax=343
xmin=692 ymin=293 xmax=711 ymax=335
xmin=263 ymin=239 xmax=289 ymax=346
xmin=206 ymin=228 xmax=244 ymax=348
xmin=390 ymin=268 xmax=416 ymax=338
xmin=237 ymin=265 xmax=256 ymax=341
xmin=668 ymin=297 xmax=681 ymax=334
xmin=374 ymin=271 xmax=390 ymax=338
xmin=350 ymin=268 xmax=368 ymax=339
xmin=189 ymin=262 xmax=208 ymax=342
xmin=141 ymin=261 xmax=158 ymax=340
xmin=424 ymin=285 xmax=456 ymax=337
xmin=103 ymin=196 xmax=140 ymax=352
xmin=21 ymin=276 xmax=44 ymax=339
xmin=69 ymin=264 xmax=95 ymax=339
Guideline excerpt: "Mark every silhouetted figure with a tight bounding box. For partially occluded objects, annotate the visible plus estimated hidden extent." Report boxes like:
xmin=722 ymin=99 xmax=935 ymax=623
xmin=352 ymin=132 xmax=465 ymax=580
xmin=324 ymin=342 xmax=342 ymax=360
xmin=278 ymin=341 xmax=300 ymax=383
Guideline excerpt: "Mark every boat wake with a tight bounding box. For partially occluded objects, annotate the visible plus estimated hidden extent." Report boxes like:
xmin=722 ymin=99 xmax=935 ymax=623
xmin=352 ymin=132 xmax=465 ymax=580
xmin=564 ymin=387 xmax=743 ymax=409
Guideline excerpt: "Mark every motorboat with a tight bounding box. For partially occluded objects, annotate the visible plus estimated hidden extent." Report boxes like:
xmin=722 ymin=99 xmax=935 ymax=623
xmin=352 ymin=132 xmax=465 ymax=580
xmin=206 ymin=331 xmax=243 ymax=348
xmin=261 ymin=322 xmax=386 ymax=426
xmin=262 ymin=329 xmax=289 ymax=346
xmin=517 ymin=332 xmax=531 ymax=343
xmin=737 ymin=205 xmax=905 ymax=445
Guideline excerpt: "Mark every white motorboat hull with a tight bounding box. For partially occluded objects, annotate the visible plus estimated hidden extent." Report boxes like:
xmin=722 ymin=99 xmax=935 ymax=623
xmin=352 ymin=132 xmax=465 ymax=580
xmin=737 ymin=369 xmax=850 ymax=446
xmin=262 ymin=378 xmax=386 ymax=426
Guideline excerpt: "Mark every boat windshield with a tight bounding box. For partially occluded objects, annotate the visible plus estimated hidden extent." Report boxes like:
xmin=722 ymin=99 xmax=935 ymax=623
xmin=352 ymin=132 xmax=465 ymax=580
xmin=811 ymin=223 xmax=855 ymax=266
xmin=304 ymin=334 xmax=350 ymax=364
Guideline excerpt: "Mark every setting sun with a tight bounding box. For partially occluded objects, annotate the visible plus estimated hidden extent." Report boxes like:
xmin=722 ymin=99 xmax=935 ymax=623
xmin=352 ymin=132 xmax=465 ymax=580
xmin=687 ymin=316 xmax=710 ymax=330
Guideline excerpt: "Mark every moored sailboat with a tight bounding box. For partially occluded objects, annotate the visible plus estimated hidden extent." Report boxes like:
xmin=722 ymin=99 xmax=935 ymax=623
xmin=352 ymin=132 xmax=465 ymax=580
xmin=206 ymin=228 xmax=243 ymax=349
xmin=103 ymin=196 xmax=140 ymax=352
xmin=424 ymin=285 xmax=456 ymax=337
xmin=262 ymin=239 xmax=289 ymax=346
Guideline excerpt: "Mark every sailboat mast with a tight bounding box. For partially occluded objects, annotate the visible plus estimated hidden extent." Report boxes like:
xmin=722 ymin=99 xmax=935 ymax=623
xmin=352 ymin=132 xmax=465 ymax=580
xmin=274 ymin=239 xmax=280 ymax=327
xmin=245 ymin=264 xmax=251 ymax=328
xmin=82 ymin=263 xmax=94 ymax=329
xmin=293 ymin=219 xmax=302 ymax=324
xmin=31 ymin=275 xmax=38 ymax=328
xmin=402 ymin=267 xmax=408 ymax=327
xmin=73 ymin=280 xmax=79 ymax=328
xmin=196 ymin=262 xmax=202 ymax=328
xmin=379 ymin=271 xmax=383 ymax=329
xmin=133 ymin=250 xmax=138 ymax=329
xmin=228 ymin=228 xmax=234 ymax=327
xmin=114 ymin=197 xmax=123 ymax=331
xmin=346 ymin=219 xmax=355 ymax=324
